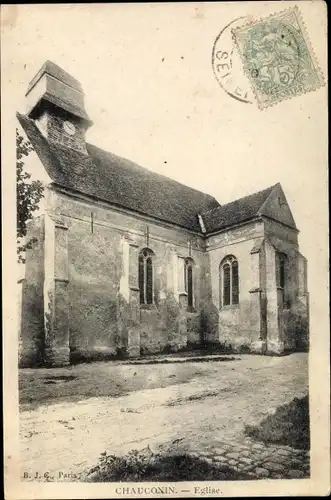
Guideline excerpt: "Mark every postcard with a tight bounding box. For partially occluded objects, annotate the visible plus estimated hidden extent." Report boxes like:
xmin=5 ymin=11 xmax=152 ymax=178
xmin=2 ymin=2 xmax=329 ymax=498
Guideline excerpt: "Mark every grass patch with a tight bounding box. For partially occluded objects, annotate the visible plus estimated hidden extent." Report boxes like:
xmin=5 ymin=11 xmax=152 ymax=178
xmin=186 ymin=391 xmax=219 ymax=401
xmin=87 ymin=448 xmax=251 ymax=482
xmin=245 ymin=395 xmax=309 ymax=450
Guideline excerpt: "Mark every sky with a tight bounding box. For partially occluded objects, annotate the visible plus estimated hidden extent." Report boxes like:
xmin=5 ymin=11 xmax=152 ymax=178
xmin=3 ymin=2 xmax=328 ymax=301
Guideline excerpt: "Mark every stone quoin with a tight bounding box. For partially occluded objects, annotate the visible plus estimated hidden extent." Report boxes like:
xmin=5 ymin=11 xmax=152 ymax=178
xmin=17 ymin=61 xmax=309 ymax=367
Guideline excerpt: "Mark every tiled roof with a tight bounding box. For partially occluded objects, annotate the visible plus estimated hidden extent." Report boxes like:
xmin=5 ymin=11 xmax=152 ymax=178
xmin=17 ymin=112 xmax=295 ymax=235
xmin=17 ymin=112 xmax=220 ymax=232
xmin=201 ymin=185 xmax=277 ymax=233
xmin=26 ymin=60 xmax=83 ymax=95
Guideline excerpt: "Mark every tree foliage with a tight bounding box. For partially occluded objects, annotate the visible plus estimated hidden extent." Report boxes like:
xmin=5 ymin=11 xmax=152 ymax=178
xmin=17 ymin=129 xmax=44 ymax=263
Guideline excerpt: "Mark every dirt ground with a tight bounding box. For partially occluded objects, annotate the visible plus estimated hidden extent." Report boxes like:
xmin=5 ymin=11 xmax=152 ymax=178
xmin=20 ymin=353 xmax=308 ymax=480
xmin=19 ymin=354 xmax=236 ymax=410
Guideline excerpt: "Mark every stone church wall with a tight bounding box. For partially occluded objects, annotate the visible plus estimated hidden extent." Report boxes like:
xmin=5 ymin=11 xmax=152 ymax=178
xmin=264 ymin=219 xmax=309 ymax=351
xmin=18 ymin=189 xmax=309 ymax=366
xmin=203 ymin=218 xmax=309 ymax=354
xmin=207 ymin=221 xmax=265 ymax=351
xmin=66 ymin=216 xmax=123 ymax=361
xmin=62 ymin=192 xmax=207 ymax=360
xmin=19 ymin=216 xmax=45 ymax=367
xmin=19 ymin=188 xmax=208 ymax=365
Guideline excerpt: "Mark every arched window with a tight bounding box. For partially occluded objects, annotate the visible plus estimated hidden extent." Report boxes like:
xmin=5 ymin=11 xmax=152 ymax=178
xmin=276 ymin=252 xmax=288 ymax=307
xmin=184 ymin=258 xmax=194 ymax=309
xmin=139 ymin=248 xmax=154 ymax=305
xmin=220 ymin=256 xmax=239 ymax=307
xmin=278 ymin=253 xmax=286 ymax=290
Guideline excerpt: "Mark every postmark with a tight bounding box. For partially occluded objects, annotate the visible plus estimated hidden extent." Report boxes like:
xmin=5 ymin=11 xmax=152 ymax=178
xmin=231 ymin=6 xmax=325 ymax=109
xmin=212 ymin=17 xmax=254 ymax=104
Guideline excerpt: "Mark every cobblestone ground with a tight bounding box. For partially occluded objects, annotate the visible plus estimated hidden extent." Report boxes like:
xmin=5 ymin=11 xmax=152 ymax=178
xmin=188 ymin=436 xmax=310 ymax=480
xmin=20 ymin=353 xmax=308 ymax=481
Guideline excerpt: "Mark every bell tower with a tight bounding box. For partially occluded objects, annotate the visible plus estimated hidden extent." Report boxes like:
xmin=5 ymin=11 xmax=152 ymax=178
xmin=25 ymin=60 xmax=93 ymax=153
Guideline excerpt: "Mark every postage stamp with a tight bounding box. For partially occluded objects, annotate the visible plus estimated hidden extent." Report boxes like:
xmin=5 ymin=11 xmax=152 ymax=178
xmin=231 ymin=6 xmax=325 ymax=109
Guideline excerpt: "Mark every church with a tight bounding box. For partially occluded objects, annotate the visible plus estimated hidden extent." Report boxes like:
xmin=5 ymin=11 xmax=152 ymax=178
xmin=17 ymin=61 xmax=309 ymax=367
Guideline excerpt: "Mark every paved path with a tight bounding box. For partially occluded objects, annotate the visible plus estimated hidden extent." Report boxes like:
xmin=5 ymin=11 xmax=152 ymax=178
xmin=188 ymin=437 xmax=309 ymax=479
xmin=20 ymin=353 xmax=309 ymax=481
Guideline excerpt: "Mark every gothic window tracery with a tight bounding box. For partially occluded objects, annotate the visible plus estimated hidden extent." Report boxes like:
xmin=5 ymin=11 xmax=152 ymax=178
xmin=220 ymin=255 xmax=239 ymax=307
xmin=184 ymin=258 xmax=194 ymax=310
xmin=139 ymin=248 xmax=154 ymax=305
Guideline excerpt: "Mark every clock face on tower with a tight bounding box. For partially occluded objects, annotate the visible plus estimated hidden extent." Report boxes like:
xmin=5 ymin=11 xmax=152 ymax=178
xmin=63 ymin=120 xmax=76 ymax=136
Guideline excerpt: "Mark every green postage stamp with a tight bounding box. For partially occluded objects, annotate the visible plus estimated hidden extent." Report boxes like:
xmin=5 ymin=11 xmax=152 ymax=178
xmin=232 ymin=6 xmax=325 ymax=109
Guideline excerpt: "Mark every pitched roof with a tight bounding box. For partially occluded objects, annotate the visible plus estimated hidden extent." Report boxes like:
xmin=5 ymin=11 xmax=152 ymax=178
xmin=17 ymin=112 xmax=220 ymax=232
xmin=201 ymin=185 xmax=277 ymax=233
xmin=26 ymin=60 xmax=83 ymax=95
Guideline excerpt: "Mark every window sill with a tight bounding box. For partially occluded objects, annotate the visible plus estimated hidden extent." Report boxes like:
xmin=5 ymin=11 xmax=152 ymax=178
xmin=140 ymin=304 xmax=157 ymax=311
xmin=220 ymin=304 xmax=239 ymax=311
xmin=186 ymin=307 xmax=197 ymax=314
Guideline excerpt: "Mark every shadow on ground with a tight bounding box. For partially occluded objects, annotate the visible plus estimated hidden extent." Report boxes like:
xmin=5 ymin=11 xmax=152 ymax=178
xmin=19 ymin=356 xmax=237 ymax=410
xmin=124 ymin=356 xmax=237 ymax=365
xmin=87 ymin=448 xmax=252 ymax=482
xmin=245 ymin=395 xmax=310 ymax=450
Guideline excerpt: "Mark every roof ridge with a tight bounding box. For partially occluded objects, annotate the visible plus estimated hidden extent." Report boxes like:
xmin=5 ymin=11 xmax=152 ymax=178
xmin=200 ymin=184 xmax=277 ymax=218
xmin=17 ymin=112 xmax=219 ymax=232
xmin=18 ymin=112 xmax=217 ymax=206
xmin=218 ymin=184 xmax=277 ymax=208
xmin=87 ymin=142 xmax=220 ymax=203
xmin=230 ymin=184 xmax=276 ymax=204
